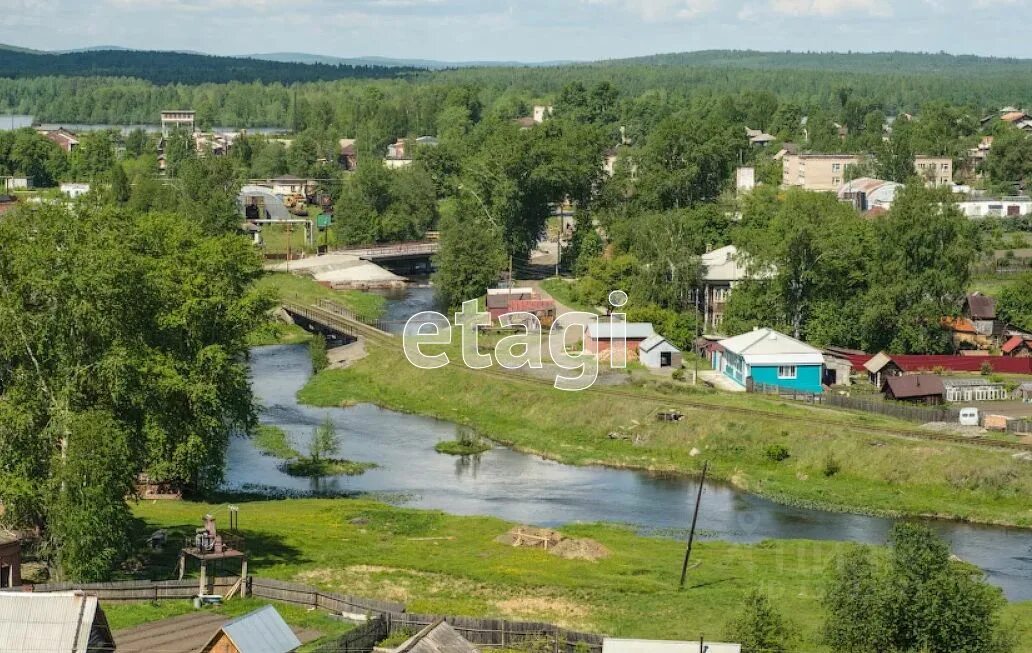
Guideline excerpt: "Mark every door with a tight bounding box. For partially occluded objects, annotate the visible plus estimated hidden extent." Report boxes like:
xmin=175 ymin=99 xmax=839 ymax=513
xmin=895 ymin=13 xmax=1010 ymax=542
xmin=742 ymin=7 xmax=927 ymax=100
xmin=660 ymin=352 xmax=672 ymax=367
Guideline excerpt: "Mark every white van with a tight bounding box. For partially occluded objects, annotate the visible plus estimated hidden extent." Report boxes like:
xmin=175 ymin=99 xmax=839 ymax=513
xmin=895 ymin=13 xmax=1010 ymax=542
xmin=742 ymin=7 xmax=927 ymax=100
xmin=959 ymin=407 xmax=980 ymax=427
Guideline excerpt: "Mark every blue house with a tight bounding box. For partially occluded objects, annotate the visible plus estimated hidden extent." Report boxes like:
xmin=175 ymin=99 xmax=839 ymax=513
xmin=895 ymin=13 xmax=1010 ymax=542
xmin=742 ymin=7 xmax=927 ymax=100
xmin=712 ymin=328 xmax=825 ymax=393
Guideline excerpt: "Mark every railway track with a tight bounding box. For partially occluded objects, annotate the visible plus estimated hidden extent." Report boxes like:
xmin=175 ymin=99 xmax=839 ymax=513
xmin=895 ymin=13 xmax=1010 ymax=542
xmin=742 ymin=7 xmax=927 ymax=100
xmin=289 ymin=302 xmax=1032 ymax=454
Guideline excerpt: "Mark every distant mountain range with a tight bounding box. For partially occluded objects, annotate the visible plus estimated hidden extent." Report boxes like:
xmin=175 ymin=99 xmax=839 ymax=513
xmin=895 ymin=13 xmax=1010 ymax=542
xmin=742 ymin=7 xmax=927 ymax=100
xmin=243 ymin=52 xmax=573 ymax=69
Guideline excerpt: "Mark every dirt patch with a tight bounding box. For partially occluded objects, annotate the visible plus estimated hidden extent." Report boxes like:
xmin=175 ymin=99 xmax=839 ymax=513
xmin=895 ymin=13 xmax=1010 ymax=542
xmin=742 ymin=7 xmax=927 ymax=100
xmin=550 ymin=538 xmax=610 ymax=561
xmin=328 ymin=338 xmax=367 ymax=370
xmin=494 ymin=595 xmax=591 ymax=624
xmin=496 ymin=526 xmax=609 ymax=561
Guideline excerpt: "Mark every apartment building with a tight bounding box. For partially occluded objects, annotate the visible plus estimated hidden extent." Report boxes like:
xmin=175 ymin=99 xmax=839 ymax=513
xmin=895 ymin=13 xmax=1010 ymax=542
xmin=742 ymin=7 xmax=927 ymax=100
xmin=782 ymin=153 xmax=954 ymax=191
xmin=914 ymin=155 xmax=953 ymax=186
xmin=781 ymin=154 xmax=861 ymax=191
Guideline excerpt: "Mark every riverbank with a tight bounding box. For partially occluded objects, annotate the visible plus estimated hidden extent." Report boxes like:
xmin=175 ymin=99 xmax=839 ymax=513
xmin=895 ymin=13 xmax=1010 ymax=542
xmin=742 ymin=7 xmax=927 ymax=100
xmin=127 ymin=498 xmax=1032 ymax=652
xmin=298 ymin=341 xmax=1032 ymax=528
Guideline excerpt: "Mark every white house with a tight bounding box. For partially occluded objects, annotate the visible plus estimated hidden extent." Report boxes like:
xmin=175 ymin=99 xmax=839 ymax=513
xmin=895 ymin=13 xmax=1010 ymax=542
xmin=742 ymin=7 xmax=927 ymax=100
xmin=59 ymin=182 xmax=91 ymax=199
xmin=270 ymin=175 xmax=307 ymax=196
xmin=532 ymin=105 xmax=553 ymax=123
xmin=735 ymin=166 xmax=756 ymax=193
xmin=700 ymin=245 xmax=751 ymax=332
xmin=956 ymin=196 xmax=1032 ymax=219
xmin=638 ymin=335 xmax=683 ymax=370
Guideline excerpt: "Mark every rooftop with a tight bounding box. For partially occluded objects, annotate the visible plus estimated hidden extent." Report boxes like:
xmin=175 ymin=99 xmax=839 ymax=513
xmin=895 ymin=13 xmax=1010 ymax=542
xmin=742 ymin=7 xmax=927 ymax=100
xmin=0 ymin=591 xmax=114 ymax=653
xmin=587 ymin=322 xmax=656 ymax=340
xmin=883 ymin=374 xmax=945 ymax=398
xmin=209 ymin=605 xmax=301 ymax=653
xmin=719 ymin=328 xmax=824 ymax=365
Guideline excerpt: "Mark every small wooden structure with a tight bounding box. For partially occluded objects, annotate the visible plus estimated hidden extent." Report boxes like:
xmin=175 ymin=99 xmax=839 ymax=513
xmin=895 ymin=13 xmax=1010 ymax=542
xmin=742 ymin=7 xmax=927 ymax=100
xmin=0 ymin=531 xmax=20 ymax=588
xmin=393 ymin=619 xmax=478 ymax=653
xmin=178 ymin=514 xmax=247 ymax=599
xmin=135 ymin=473 xmax=182 ymax=500
xmin=200 ymin=605 xmax=300 ymax=653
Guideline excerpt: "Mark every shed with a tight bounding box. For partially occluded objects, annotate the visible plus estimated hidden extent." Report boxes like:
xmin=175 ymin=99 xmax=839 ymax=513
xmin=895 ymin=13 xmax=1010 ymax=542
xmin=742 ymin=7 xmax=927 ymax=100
xmin=603 ymin=638 xmax=741 ymax=653
xmin=585 ymin=322 xmax=656 ymax=354
xmin=1014 ymin=382 xmax=1032 ymax=403
xmin=0 ymin=590 xmax=115 ymax=653
xmin=200 ymin=606 xmax=300 ymax=653
xmin=392 ymin=619 xmax=478 ymax=653
xmin=822 ymin=350 xmax=855 ymax=386
xmin=639 ymin=335 xmax=682 ymax=370
xmin=485 ymin=288 xmax=534 ymax=310
xmin=881 ymin=374 xmax=945 ymax=405
xmin=0 ymin=533 xmax=20 ymax=588
xmin=863 ymin=352 xmax=902 ymax=386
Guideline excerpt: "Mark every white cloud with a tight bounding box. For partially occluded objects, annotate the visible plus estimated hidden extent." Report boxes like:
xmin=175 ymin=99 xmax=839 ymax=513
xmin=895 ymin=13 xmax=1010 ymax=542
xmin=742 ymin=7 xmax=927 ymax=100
xmin=769 ymin=0 xmax=893 ymax=17
xmin=582 ymin=0 xmax=717 ymax=21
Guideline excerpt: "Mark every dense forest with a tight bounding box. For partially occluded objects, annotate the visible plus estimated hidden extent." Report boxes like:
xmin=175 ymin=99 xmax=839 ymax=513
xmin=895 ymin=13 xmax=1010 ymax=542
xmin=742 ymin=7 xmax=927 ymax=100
xmin=0 ymin=48 xmax=415 ymax=85
xmin=2 ymin=49 xmax=1032 ymax=127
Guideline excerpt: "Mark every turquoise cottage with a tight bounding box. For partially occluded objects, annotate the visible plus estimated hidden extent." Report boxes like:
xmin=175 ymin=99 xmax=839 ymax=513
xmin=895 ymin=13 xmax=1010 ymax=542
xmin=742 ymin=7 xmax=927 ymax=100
xmin=712 ymin=328 xmax=825 ymax=394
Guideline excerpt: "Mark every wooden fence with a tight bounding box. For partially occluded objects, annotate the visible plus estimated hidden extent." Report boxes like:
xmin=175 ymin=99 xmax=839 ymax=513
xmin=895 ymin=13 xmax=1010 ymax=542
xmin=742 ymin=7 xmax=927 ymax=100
xmin=23 ymin=577 xmax=605 ymax=653
xmin=27 ymin=577 xmax=240 ymax=601
xmin=381 ymin=612 xmax=604 ymax=653
xmin=751 ymin=384 xmax=1032 ymax=435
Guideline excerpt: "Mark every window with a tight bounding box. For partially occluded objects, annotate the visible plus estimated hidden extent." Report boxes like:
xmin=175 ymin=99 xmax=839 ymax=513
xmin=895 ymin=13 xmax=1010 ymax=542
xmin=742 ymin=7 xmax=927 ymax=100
xmin=832 ymin=163 xmax=841 ymax=172
xmin=777 ymin=365 xmax=798 ymax=379
xmin=832 ymin=177 xmax=840 ymax=185
xmin=941 ymin=163 xmax=950 ymax=170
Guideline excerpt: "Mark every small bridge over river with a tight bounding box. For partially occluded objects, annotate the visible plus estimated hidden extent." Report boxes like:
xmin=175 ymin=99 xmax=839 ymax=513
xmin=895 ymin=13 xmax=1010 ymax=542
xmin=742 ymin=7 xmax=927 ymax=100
xmin=335 ymin=241 xmax=438 ymax=274
xmin=282 ymin=299 xmax=394 ymax=345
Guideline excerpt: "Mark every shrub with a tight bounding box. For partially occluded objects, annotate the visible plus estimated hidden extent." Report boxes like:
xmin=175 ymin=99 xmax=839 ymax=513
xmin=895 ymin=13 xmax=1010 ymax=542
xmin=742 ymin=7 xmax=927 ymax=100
xmin=310 ymin=336 xmax=329 ymax=373
xmin=765 ymin=444 xmax=790 ymax=462
xmin=672 ymin=368 xmax=686 ymax=382
xmin=980 ymin=361 xmax=993 ymax=376
xmin=822 ymin=454 xmax=841 ymax=477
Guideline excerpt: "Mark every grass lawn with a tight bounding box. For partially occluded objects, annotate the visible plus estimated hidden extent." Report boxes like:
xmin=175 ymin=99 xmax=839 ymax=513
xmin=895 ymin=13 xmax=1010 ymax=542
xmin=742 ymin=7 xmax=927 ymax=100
xmin=260 ymin=205 xmax=334 ymax=256
xmin=255 ymin=272 xmax=386 ymax=321
xmin=297 ymin=341 xmax=1032 ymax=527
xmin=127 ymin=498 xmax=1032 ymax=652
xmin=103 ymin=596 xmax=355 ymax=652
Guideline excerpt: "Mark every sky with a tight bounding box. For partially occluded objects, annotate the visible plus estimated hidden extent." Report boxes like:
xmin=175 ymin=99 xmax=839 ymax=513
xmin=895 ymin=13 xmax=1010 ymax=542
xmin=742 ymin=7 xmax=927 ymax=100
xmin=2 ymin=0 xmax=1032 ymax=62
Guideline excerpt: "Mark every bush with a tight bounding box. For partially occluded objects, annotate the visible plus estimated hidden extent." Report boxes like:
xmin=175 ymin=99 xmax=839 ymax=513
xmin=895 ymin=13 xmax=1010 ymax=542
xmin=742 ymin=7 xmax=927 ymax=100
xmin=980 ymin=361 xmax=993 ymax=376
xmin=310 ymin=336 xmax=329 ymax=373
xmin=765 ymin=444 xmax=790 ymax=462
xmin=672 ymin=368 xmax=686 ymax=382
xmin=822 ymin=454 xmax=841 ymax=477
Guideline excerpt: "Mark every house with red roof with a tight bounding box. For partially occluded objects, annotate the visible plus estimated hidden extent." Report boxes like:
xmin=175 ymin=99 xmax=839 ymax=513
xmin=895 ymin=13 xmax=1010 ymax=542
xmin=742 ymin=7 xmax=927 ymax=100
xmin=1002 ymin=336 xmax=1032 ymax=358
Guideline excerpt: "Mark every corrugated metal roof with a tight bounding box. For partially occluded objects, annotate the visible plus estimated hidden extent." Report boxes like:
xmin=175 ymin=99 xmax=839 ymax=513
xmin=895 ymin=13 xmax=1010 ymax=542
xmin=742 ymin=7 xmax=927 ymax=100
xmin=587 ymin=322 xmax=656 ymax=340
xmin=0 ymin=591 xmax=113 ymax=653
xmin=942 ymin=378 xmax=1005 ymax=388
xmin=220 ymin=606 xmax=300 ymax=653
xmin=603 ymin=637 xmax=741 ymax=653
xmin=719 ymin=328 xmax=824 ymax=365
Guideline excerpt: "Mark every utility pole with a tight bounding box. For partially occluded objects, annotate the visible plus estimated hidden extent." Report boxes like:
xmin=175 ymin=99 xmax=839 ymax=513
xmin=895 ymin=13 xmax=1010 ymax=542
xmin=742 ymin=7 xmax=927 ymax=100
xmin=679 ymin=460 xmax=708 ymax=588
xmin=508 ymin=255 xmax=513 ymax=290
xmin=555 ymin=215 xmax=561 ymax=278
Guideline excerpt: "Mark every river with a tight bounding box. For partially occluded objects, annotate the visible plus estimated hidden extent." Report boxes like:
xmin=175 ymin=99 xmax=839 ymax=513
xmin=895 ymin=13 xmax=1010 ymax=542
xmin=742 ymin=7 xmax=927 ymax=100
xmin=227 ymin=286 xmax=1032 ymax=601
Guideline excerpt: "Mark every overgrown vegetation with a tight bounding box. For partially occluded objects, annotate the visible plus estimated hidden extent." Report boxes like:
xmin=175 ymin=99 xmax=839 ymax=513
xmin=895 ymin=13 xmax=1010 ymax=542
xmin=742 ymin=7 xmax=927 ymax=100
xmin=435 ymin=427 xmax=492 ymax=456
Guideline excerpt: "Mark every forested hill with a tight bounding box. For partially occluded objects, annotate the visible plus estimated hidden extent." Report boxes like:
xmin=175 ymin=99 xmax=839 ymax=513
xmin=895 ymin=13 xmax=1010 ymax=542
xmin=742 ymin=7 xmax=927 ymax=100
xmin=0 ymin=47 xmax=416 ymax=84
xmin=607 ymin=50 xmax=1032 ymax=75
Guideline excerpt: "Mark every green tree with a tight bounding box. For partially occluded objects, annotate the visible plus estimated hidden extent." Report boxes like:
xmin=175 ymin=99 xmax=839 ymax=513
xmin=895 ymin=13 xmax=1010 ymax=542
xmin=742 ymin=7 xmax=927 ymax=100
xmin=0 ymin=203 xmax=269 ymax=579
xmin=997 ymin=272 xmax=1032 ymax=329
xmin=875 ymin=133 xmax=915 ymax=183
xmin=724 ymin=590 xmax=796 ymax=653
xmin=308 ymin=416 xmax=340 ymax=462
xmin=110 ymin=163 xmax=131 ymax=204
xmin=984 ymin=125 xmax=1032 ymax=192
xmin=433 ymin=195 xmax=506 ymax=310
xmin=824 ymin=523 xmax=1013 ymax=653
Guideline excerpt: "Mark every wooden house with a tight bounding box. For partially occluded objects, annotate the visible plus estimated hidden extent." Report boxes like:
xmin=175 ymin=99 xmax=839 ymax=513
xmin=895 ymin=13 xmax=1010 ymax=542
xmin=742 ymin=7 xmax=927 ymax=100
xmin=391 ymin=619 xmax=478 ymax=653
xmin=0 ymin=532 xmax=20 ymax=588
xmin=881 ymin=374 xmax=945 ymax=405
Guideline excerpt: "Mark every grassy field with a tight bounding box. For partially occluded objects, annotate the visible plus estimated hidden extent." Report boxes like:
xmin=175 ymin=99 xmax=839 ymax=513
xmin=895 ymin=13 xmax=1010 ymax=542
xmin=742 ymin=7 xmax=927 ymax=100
xmin=298 ymin=341 xmax=1032 ymax=527
xmin=255 ymin=272 xmax=386 ymax=320
xmin=126 ymin=498 xmax=1032 ymax=652
xmin=103 ymin=596 xmax=355 ymax=652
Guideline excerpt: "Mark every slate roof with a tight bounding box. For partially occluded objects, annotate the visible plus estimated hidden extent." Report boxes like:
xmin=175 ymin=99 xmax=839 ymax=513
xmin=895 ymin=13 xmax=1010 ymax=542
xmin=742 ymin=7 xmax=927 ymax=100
xmin=882 ymin=374 xmax=945 ymax=399
xmin=863 ymin=351 xmax=893 ymax=374
xmin=0 ymin=591 xmax=114 ymax=653
xmin=965 ymin=293 xmax=997 ymax=320
xmin=394 ymin=620 xmax=478 ymax=653
xmin=208 ymin=605 xmax=300 ymax=653
xmin=640 ymin=334 xmax=679 ymax=353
